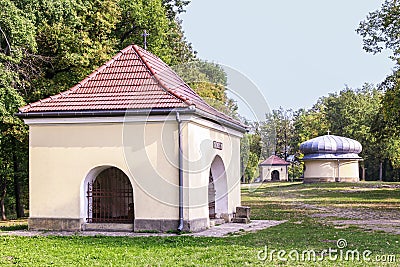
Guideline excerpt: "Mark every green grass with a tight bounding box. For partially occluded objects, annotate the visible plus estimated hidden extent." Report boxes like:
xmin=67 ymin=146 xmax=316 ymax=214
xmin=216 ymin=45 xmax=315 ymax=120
xmin=0 ymin=182 xmax=399 ymax=266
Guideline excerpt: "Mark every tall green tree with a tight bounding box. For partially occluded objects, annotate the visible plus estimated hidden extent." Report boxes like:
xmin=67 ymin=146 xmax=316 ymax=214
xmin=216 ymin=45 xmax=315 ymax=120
xmin=13 ymin=0 xmax=121 ymax=102
xmin=0 ymin=0 xmax=36 ymax=219
xmin=261 ymin=108 xmax=294 ymax=160
xmin=174 ymin=60 xmax=239 ymax=118
xmin=357 ymin=0 xmax=400 ymax=65
xmin=357 ymin=0 xmax=400 ymax=179
xmin=240 ymin=127 xmax=262 ymax=183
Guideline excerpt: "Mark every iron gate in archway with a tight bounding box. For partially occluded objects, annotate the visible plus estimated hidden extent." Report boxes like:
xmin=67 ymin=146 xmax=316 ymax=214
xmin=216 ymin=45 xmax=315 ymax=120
xmin=87 ymin=167 xmax=134 ymax=223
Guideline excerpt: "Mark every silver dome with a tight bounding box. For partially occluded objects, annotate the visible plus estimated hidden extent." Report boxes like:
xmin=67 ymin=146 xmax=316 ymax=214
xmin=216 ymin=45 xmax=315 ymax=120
xmin=300 ymin=135 xmax=362 ymax=160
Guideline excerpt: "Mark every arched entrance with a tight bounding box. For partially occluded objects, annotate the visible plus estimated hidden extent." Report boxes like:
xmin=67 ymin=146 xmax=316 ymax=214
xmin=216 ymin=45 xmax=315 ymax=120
xmin=271 ymin=170 xmax=280 ymax=181
xmin=86 ymin=167 xmax=134 ymax=223
xmin=208 ymin=156 xmax=228 ymax=220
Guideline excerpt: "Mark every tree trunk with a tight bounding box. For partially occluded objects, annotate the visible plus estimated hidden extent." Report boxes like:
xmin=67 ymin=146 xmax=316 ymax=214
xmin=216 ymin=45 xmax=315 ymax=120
xmin=12 ymin=147 xmax=24 ymax=218
xmin=362 ymin=166 xmax=366 ymax=181
xmin=0 ymin=176 xmax=7 ymax=221
xmin=379 ymin=161 xmax=383 ymax=181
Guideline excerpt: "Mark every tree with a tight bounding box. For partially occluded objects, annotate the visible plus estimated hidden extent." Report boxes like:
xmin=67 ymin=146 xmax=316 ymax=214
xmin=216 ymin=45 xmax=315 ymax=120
xmin=174 ymin=60 xmax=239 ymax=118
xmin=162 ymin=0 xmax=190 ymax=20
xmin=12 ymin=0 xmax=121 ymax=102
xmin=261 ymin=108 xmax=295 ymax=160
xmin=373 ymin=74 xmax=400 ymax=178
xmin=240 ymin=127 xmax=262 ymax=183
xmin=116 ymin=0 xmax=195 ymax=66
xmin=357 ymin=0 xmax=400 ymax=65
xmin=377 ymin=72 xmax=400 ymax=135
xmin=357 ymin=0 xmax=400 ymax=180
xmin=0 ymin=0 xmax=37 ymax=219
xmin=0 ymin=65 xmax=28 ymax=219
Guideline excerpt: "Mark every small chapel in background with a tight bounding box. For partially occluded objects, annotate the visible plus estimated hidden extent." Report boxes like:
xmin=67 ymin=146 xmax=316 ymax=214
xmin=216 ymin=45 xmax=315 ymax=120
xmin=258 ymin=155 xmax=290 ymax=182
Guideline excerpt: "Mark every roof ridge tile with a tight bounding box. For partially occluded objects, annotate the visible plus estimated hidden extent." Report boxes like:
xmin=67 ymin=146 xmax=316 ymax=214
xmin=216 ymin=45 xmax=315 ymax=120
xmin=132 ymin=45 xmax=193 ymax=107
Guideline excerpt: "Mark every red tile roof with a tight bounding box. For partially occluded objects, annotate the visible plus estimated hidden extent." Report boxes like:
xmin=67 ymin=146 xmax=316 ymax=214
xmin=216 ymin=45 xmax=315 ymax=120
xmin=18 ymin=44 xmax=245 ymax=130
xmin=259 ymin=155 xmax=289 ymax=166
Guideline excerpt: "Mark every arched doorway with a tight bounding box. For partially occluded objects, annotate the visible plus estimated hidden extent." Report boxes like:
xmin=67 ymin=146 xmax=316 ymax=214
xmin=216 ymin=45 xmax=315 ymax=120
xmin=208 ymin=156 xmax=228 ymax=220
xmin=86 ymin=167 xmax=134 ymax=223
xmin=271 ymin=170 xmax=280 ymax=181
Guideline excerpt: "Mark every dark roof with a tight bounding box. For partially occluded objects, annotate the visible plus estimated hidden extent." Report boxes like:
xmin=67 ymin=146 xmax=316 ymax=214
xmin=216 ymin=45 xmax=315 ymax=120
xmin=300 ymin=135 xmax=362 ymax=160
xmin=259 ymin=155 xmax=289 ymax=166
xmin=18 ymin=44 xmax=245 ymax=131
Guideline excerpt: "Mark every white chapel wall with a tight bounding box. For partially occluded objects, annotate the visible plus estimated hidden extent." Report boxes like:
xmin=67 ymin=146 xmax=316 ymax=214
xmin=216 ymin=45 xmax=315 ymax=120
xmin=29 ymin=121 xmax=180 ymax=221
xmin=184 ymin=120 xmax=242 ymax=221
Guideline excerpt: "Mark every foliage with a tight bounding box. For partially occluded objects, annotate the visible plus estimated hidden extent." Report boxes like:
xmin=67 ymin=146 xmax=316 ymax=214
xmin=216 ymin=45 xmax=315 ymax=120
xmin=174 ymin=60 xmax=227 ymax=86
xmin=14 ymin=0 xmax=121 ymax=101
xmin=0 ymin=64 xmax=28 ymax=219
xmin=162 ymin=0 xmax=190 ymax=20
xmin=0 ymin=0 xmax=35 ymax=219
xmin=357 ymin=0 xmax=400 ymax=65
xmin=357 ymin=0 xmax=400 ymax=178
xmin=376 ymin=71 xmax=400 ymax=135
xmin=174 ymin=59 xmax=238 ymax=118
xmin=240 ymin=126 xmax=262 ymax=183
xmin=373 ymin=73 xmax=400 ymax=173
xmin=261 ymin=108 xmax=294 ymax=160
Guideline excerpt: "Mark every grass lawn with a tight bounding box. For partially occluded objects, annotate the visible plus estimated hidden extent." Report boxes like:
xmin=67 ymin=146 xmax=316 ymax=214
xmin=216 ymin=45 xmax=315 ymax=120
xmin=1 ymin=182 xmax=399 ymax=266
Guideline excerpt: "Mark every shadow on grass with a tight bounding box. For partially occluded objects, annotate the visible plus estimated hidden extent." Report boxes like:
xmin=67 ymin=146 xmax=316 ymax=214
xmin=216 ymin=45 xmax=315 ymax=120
xmin=0 ymin=224 xmax=28 ymax=231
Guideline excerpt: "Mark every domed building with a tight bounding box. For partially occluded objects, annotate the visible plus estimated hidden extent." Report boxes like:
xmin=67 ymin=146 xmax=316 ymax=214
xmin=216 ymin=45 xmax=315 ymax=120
xmin=300 ymin=134 xmax=363 ymax=183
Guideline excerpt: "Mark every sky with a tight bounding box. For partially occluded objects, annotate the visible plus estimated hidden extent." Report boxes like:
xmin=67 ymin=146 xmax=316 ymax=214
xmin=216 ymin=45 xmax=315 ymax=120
xmin=180 ymin=0 xmax=394 ymax=114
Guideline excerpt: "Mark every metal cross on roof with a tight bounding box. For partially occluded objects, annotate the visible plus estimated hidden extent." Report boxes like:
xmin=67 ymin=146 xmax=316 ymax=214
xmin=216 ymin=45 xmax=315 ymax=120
xmin=327 ymin=130 xmax=331 ymax=135
xmin=142 ymin=30 xmax=150 ymax=50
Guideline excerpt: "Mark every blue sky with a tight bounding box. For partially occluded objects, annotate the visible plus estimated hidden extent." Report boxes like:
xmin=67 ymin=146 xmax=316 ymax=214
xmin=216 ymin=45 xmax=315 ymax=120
xmin=181 ymin=0 xmax=394 ymax=112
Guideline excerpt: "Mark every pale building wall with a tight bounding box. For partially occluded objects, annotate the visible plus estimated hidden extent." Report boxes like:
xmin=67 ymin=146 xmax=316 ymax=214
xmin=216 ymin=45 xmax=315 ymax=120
xmin=185 ymin=121 xmax=242 ymax=223
xmin=28 ymin=116 xmax=243 ymax=231
xmin=29 ymin=122 xmax=180 ymax=222
xmin=303 ymin=160 xmax=360 ymax=183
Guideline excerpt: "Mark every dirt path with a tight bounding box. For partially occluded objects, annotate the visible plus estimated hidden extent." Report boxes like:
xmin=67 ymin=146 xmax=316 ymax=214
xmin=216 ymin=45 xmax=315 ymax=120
xmin=294 ymin=202 xmax=400 ymax=234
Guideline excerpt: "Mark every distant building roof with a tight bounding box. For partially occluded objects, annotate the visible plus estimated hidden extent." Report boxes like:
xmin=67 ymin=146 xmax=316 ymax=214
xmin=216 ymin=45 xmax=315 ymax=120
xmin=300 ymin=135 xmax=362 ymax=160
xmin=17 ymin=44 xmax=245 ymax=131
xmin=259 ymin=155 xmax=289 ymax=166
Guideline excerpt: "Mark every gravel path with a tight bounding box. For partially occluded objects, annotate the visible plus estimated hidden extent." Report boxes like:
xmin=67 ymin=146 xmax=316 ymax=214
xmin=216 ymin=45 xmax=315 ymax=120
xmin=0 ymin=220 xmax=287 ymax=238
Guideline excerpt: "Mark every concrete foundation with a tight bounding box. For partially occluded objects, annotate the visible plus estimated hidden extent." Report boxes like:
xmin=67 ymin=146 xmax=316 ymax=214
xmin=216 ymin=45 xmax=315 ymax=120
xmin=28 ymin=217 xmax=209 ymax=233
xmin=303 ymin=177 xmax=359 ymax=183
xmin=29 ymin=218 xmax=83 ymax=231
